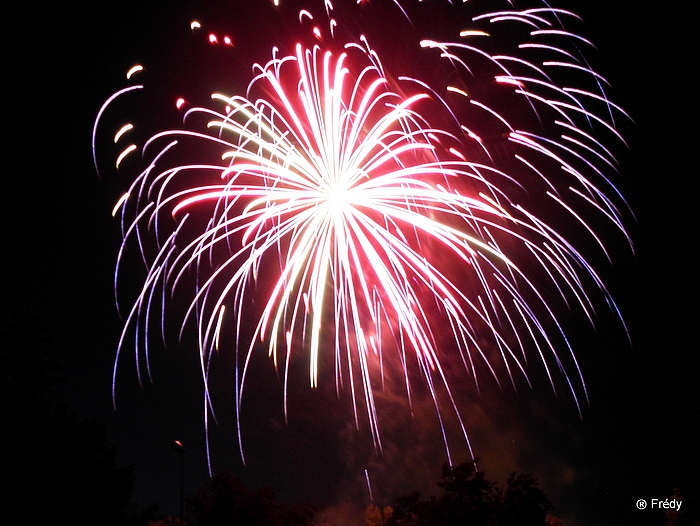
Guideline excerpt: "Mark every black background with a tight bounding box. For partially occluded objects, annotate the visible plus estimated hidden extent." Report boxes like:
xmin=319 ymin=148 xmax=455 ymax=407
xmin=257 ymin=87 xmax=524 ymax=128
xmin=2 ymin=1 xmax=695 ymax=524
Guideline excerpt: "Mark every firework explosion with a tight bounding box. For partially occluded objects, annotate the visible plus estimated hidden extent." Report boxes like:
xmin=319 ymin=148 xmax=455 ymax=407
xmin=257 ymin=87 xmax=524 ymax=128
xmin=93 ymin=0 xmax=631 ymax=465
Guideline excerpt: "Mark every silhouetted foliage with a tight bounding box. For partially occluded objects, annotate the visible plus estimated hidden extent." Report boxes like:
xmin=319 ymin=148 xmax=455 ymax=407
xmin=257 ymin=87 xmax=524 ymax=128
xmin=187 ymin=470 xmax=316 ymax=526
xmin=385 ymin=462 xmax=552 ymax=526
xmin=665 ymin=486 xmax=699 ymax=526
xmin=388 ymin=490 xmax=426 ymax=526
xmin=365 ymin=503 xmax=394 ymax=526
xmin=433 ymin=462 xmax=496 ymax=526
xmin=0 ymin=310 xmax=134 ymax=525
xmin=492 ymin=473 xmax=550 ymax=526
xmin=123 ymin=503 xmax=161 ymax=526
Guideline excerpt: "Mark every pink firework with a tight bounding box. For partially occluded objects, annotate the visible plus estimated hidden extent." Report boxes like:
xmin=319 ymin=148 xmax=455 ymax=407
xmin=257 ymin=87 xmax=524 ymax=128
xmin=93 ymin=0 xmax=631 ymax=465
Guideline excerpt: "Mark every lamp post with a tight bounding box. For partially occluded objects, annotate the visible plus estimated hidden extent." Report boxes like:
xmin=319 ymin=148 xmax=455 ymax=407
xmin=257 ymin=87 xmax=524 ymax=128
xmin=170 ymin=440 xmax=185 ymax=525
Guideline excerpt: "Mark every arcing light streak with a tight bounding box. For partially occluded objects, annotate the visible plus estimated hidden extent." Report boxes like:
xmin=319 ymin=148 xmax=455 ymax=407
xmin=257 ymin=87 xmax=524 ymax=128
xmin=93 ymin=0 xmax=631 ymax=465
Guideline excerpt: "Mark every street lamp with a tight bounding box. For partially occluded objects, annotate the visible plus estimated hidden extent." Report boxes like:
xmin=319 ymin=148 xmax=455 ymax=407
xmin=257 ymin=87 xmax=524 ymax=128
xmin=170 ymin=440 xmax=185 ymax=525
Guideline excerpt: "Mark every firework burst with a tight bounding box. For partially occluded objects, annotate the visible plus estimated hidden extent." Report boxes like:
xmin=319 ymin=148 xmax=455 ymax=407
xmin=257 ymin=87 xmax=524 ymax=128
xmin=93 ymin=0 xmax=632 ymax=465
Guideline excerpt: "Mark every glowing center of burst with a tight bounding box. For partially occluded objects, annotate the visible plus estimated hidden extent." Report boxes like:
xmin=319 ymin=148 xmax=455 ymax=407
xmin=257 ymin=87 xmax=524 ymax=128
xmin=323 ymin=179 xmax=353 ymax=216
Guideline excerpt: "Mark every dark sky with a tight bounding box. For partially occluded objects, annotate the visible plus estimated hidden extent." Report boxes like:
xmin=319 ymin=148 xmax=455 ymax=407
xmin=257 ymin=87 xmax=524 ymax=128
xmin=2 ymin=1 xmax=696 ymax=525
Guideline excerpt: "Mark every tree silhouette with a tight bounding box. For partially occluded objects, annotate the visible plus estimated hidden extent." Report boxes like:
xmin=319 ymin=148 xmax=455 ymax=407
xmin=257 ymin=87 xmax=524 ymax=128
xmin=492 ymin=473 xmax=551 ymax=526
xmin=187 ymin=470 xmax=316 ymax=526
xmin=664 ymin=486 xmax=699 ymax=526
xmin=385 ymin=462 xmax=553 ymax=526
xmin=365 ymin=503 xmax=394 ymax=525
xmin=0 ymin=310 xmax=134 ymax=525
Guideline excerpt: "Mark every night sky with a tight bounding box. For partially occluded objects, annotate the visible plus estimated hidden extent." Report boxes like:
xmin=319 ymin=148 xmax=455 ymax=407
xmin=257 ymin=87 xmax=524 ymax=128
xmin=2 ymin=1 xmax=696 ymax=525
